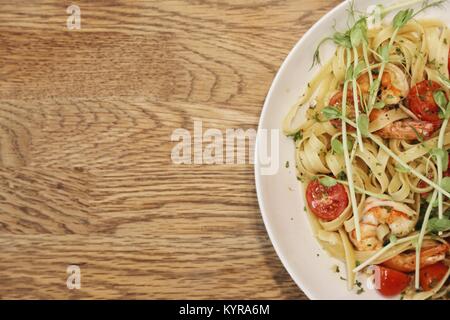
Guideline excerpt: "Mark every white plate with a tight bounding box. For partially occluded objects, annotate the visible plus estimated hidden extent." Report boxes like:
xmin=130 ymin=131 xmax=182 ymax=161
xmin=255 ymin=0 xmax=449 ymax=300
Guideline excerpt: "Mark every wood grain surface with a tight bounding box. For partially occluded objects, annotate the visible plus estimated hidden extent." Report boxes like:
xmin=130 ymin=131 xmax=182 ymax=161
xmin=0 ymin=0 xmax=341 ymax=299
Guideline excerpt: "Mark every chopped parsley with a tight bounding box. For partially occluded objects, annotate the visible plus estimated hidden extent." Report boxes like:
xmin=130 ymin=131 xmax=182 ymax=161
xmin=288 ymin=130 xmax=303 ymax=142
xmin=337 ymin=171 xmax=348 ymax=181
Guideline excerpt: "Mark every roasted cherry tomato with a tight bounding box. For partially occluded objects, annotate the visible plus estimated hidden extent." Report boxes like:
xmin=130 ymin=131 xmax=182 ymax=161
xmin=375 ymin=266 xmax=411 ymax=297
xmin=420 ymin=262 xmax=449 ymax=291
xmin=407 ymin=80 xmax=444 ymax=122
xmin=305 ymin=180 xmax=348 ymax=221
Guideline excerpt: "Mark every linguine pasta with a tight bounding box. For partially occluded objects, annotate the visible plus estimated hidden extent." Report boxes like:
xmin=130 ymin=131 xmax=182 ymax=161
xmin=284 ymin=1 xmax=450 ymax=300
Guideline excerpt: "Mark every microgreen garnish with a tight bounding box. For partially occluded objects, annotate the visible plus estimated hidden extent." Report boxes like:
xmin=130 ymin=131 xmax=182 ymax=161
xmin=393 ymin=8 xmax=415 ymax=28
xmin=306 ymin=1 xmax=450 ymax=289
xmin=442 ymin=177 xmax=450 ymax=192
xmin=332 ymin=137 xmax=353 ymax=155
xmin=319 ymin=176 xmax=338 ymax=187
xmin=433 ymin=90 xmax=450 ymax=119
xmin=331 ymin=138 xmax=344 ymax=155
xmin=350 ymin=18 xmax=368 ymax=47
xmin=427 ymin=217 xmax=450 ymax=233
xmin=357 ymin=114 xmax=369 ymax=137
xmin=322 ymin=107 xmax=342 ymax=120
xmin=312 ymin=37 xmax=332 ymax=68
xmin=439 ymin=72 xmax=450 ymax=87
xmin=379 ymin=44 xmax=390 ymax=62
xmin=430 ymin=148 xmax=449 ymax=170
xmin=334 ymin=32 xmax=352 ymax=48
xmin=394 ymin=1 xmax=447 ymax=29
xmin=373 ymin=101 xmax=386 ymax=109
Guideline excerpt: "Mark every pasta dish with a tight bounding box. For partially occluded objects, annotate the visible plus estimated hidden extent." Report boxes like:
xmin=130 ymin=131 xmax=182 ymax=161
xmin=284 ymin=0 xmax=450 ymax=299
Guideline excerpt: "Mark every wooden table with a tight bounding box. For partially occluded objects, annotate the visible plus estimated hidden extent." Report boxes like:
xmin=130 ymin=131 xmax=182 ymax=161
xmin=0 ymin=0 xmax=340 ymax=299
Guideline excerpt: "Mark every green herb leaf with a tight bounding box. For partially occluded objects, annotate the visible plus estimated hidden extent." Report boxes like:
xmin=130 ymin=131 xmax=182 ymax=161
xmin=337 ymin=171 xmax=347 ymax=181
xmin=322 ymin=107 xmax=342 ymax=120
xmin=288 ymin=130 xmax=303 ymax=142
xmin=332 ymin=137 xmax=353 ymax=155
xmin=346 ymin=65 xmax=354 ymax=80
xmin=430 ymin=148 xmax=449 ymax=171
xmin=441 ymin=176 xmax=450 ymax=193
xmin=311 ymin=37 xmax=332 ymax=69
xmin=333 ymin=32 xmax=352 ymax=48
xmin=331 ymin=138 xmax=344 ymax=155
xmin=428 ymin=217 xmax=450 ymax=233
xmin=443 ymin=103 xmax=450 ymax=120
xmin=319 ymin=176 xmax=338 ymax=187
xmin=439 ymin=72 xmax=450 ymax=88
xmin=393 ymin=9 xmax=414 ymax=29
xmin=392 ymin=2 xmax=447 ymax=31
xmin=369 ymin=79 xmax=381 ymax=97
xmin=350 ymin=24 xmax=364 ymax=47
xmin=357 ymin=114 xmax=369 ymax=137
xmin=433 ymin=90 xmax=448 ymax=119
xmin=379 ymin=45 xmax=390 ymax=62
xmin=354 ymin=62 xmax=366 ymax=78
xmin=434 ymin=90 xmax=448 ymax=109
xmin=373 ymin=101 xmax=385 ymax=109
xmin=356 ymin=18 xmax=368 ymax=43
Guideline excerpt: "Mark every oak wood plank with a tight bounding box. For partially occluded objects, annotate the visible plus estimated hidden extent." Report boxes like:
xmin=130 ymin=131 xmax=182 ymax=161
xmin=0 ymin=0 xmax=341 ymax=299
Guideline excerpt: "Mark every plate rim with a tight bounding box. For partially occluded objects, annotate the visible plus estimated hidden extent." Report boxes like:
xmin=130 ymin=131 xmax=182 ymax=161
xmin=254 ymin=0 xmax=351 ymax=300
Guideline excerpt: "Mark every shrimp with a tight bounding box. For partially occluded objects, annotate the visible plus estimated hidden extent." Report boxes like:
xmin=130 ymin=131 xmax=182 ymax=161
xmin=358 ymin=63 xmax=409 ymax=105
xmin=329 ymin=63 xmax=438 ymax=140
xmin=350 ymin=223 xmax=382 ymax=251
xmin=358 ymin=64 xmax=439 ymax=140
xmin=369 ymin=109 xmax=437 ymax=140
xmin=382 ymin=240 xmax=449 ymax=273
xmin=350 ymin=197 xmax=418 ymax=251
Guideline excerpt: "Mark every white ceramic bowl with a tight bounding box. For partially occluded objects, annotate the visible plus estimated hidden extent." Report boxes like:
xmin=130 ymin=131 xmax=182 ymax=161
xmin=255 ymin=0 xmax=449 ymax=300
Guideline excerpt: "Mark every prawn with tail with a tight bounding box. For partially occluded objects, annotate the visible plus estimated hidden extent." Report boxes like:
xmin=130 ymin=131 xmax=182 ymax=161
xmin=349 ymin=197 xmax=418 ymax=251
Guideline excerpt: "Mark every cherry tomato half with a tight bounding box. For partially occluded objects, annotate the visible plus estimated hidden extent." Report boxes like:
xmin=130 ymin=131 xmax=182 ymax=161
xmin=420 ymin=262 xmax=449 ymax=291
xmin=375 ymin=266 xmax=411 ymax=297
xmin=305 ymin=180 xmax=348 ymax=222
xmin=407 ymin=80 xmax=444 ymax=122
